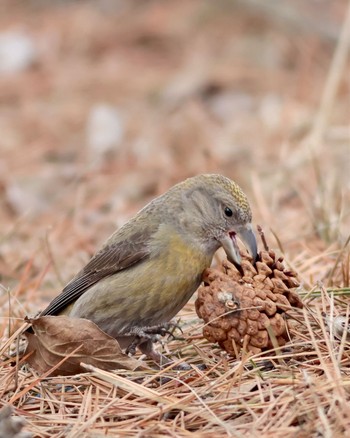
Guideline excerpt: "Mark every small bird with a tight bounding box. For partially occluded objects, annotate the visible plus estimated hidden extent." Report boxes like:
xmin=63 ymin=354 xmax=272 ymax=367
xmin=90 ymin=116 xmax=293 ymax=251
xmin=37 ymin=174 xmax=257 ymax=363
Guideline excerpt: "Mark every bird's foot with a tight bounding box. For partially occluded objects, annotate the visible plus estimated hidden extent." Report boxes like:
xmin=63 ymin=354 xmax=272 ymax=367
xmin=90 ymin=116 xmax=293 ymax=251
xmin=124 ymin=329 xmax=204 ymax=371
xmin=133 ymin=339 xmax=194 ymax=370
xmin=140 ymin=322 xmax=183 ymax=340
xmin=124 ymin=322 xmax=182 ymax=356
xmin=125 ymin=337 xmax=143 ymax=356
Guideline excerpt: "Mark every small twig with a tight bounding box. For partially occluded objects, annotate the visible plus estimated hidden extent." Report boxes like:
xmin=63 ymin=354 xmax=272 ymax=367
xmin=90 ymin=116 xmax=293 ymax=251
xmin=257 ymin=225 xmax=269 ymax=251
xmin=327 ymin=234 xmax=350 ymax=287
xmin=14 ymin=335 xmax=20 ymax=391
xmin=270 ymin=228 xmax=285 ymax=255
xmin=6 ymin=285 xmax=11 ymax=341
xmin=299 ymin=287 xmax=350 ymax=298
xmin=309 ymin=0 xmax=350 ymax=148
xmin=44 ymin=229 xmax=65 ymax=287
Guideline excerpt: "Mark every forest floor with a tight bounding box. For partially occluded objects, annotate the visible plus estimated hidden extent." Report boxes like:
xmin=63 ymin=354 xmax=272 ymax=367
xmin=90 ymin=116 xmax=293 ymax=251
xmin=0 ymin=1 xmax=350 ymax=436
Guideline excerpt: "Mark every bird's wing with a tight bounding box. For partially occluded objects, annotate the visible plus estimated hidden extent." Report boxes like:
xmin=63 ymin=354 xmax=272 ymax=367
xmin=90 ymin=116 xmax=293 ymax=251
xmin=40 ymin=229 xmax=151 ymax=316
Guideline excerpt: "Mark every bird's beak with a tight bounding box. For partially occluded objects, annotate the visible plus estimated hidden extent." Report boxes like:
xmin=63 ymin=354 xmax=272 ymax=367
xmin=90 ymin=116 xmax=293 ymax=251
xmin=219 ymin=224 xmax=258 ymax=267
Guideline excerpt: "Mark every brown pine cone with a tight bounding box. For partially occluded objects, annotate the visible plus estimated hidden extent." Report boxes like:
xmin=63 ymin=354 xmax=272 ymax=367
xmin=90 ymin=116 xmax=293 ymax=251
xmin=195 ymin=249 xmax=303 ymax=357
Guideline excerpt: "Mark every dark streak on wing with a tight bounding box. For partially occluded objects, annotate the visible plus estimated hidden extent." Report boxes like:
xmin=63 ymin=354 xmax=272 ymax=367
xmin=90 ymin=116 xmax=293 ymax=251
xmin=40 ymin=230 xmax=152 ymax=317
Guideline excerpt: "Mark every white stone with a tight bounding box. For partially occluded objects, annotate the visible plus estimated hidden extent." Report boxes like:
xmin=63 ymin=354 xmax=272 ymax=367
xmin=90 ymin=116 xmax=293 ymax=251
xmin=86 ymin=104 xmax=124 ymax=164
xmin=0 ymin=31 xmax=37 ymax=74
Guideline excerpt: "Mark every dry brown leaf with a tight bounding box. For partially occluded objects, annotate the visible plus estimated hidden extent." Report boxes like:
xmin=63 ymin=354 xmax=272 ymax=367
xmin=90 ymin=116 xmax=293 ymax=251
xmin=24 ymin=316 xmax=148 ymax=376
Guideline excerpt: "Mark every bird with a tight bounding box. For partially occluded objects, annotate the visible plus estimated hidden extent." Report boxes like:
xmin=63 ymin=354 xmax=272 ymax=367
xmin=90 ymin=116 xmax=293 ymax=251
xmin=35 ymin=174 xmax=257 ymax=363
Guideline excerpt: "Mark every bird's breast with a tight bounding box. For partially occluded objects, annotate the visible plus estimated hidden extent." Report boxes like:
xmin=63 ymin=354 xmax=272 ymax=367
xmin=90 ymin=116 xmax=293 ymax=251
xmin=143 ymin=230 xmax=212 ymax=321
xmin=70 ymin=228 xmax=213 ymax=335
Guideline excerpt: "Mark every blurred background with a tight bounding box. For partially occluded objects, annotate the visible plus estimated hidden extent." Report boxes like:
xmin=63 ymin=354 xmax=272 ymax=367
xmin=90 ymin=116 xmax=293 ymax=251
xmin=0 ymin=0 xmax=349 ymax=318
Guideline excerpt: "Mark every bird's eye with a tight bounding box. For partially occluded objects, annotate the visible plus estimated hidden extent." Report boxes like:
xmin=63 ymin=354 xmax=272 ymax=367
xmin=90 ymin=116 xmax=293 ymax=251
xmin=224 ymin=207 xmax=233 ymax=217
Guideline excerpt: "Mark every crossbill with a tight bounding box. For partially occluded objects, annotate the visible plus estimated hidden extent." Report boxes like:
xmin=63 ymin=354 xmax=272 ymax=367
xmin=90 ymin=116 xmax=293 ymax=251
xmin=36 ymin=174 xmax=257 ymax=363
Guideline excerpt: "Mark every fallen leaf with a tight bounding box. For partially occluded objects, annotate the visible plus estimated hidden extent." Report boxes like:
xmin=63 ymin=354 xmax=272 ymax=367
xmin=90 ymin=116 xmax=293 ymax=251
xmin=24 ymin=316 xmax=148 ymax=376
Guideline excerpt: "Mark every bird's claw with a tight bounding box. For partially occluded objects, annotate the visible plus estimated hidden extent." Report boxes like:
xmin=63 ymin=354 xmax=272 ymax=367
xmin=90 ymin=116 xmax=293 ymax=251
xmin=125 ymin=341 xmax=138 ymax=356
xmin=143 ymin=322 xmax=183 ymax=340
xmin=124 ymin=322 xmax=183 ymax=356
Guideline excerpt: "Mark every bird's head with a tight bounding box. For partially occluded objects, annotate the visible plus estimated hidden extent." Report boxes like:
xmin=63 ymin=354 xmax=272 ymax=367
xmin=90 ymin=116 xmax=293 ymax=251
xmin=165 ymin=174 xmax=258 ymax=267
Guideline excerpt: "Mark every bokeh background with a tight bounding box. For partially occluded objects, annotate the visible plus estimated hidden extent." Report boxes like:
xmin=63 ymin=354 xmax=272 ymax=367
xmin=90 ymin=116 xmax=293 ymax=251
xmin=0 ymin=0 xmax=349 ymax=319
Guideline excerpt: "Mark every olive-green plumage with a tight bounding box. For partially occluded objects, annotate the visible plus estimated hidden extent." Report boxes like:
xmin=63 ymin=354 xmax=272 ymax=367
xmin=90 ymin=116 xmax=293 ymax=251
xmin=40 ymin=174 xmax=257 ymax=361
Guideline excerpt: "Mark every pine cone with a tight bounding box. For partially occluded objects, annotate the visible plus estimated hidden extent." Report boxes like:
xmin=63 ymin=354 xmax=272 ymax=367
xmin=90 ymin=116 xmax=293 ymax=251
xmin=195 ymin=249 xmax=303 ymax=357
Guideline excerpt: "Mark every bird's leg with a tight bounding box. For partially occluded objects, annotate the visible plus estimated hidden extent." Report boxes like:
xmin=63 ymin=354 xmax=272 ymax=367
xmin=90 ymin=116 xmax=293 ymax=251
xmin=124 ymin=327 xmax=161 ymax=356
xmin=140 ymin=322 xmax=183 ymax=340
xmin=137 ymin=339 xmax=172 ymax=365
xmin=124 ymin=324 xmax=191 ymax=369
xmin=124 ymin=321 xmax=183 ymax=355
xmin=124 ymin=336 xmax=173 ymax=366
xmin=138 ymin=339 xmax=193 ymax=370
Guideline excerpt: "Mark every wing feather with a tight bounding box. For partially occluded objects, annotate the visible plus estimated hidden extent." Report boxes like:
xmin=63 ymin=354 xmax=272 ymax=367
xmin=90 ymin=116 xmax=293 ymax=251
xmin=40 ymin=229 xmax=151 ymax=316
